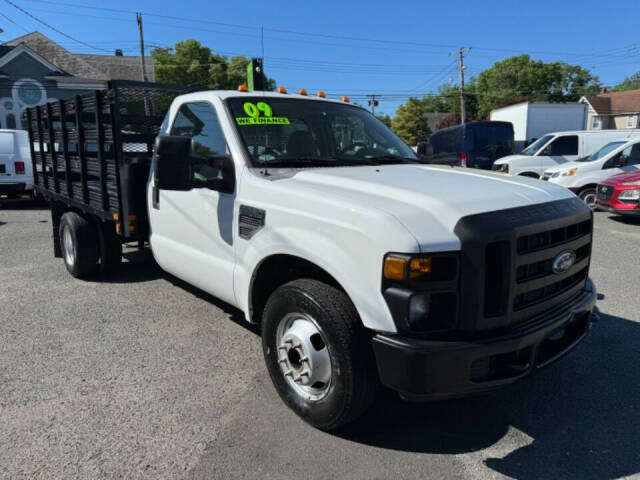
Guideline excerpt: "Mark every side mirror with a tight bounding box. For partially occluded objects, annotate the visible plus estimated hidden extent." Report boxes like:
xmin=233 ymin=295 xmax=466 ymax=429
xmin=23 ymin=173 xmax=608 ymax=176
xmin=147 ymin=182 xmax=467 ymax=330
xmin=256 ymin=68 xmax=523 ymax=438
xmin=200 ymin=156 xmax=236 ymax=194
xmin=155 ymin=135 xmax=192 ymax=191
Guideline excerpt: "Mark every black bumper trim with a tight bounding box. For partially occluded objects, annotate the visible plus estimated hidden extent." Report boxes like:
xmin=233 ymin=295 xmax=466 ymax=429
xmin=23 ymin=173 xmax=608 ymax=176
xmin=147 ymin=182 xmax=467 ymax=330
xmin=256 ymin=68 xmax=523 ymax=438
xmin=0 ymin=182 xmax=28 ymax=196
xmin=372 ymin=278 xmax=596 ymax=400
xmin=595 ymin=204 xmax=640 ymax=216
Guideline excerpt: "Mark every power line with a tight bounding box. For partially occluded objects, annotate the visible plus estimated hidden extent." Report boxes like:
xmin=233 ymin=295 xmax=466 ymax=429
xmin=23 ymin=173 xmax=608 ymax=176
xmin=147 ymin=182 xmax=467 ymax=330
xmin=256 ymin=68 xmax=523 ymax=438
xmin=4 ymin=0 xmax=111 ymax=52
xmin=0 ymin=12 xmax=30 ymax=33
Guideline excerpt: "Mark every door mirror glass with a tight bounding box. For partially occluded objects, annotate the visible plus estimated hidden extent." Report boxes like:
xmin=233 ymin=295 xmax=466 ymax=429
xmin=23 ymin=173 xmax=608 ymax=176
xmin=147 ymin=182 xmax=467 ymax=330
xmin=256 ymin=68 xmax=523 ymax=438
xmin=155 ymin=135 xmax=236 ymax=193
xmin=155 ymin=135 xmax=192 ymax=191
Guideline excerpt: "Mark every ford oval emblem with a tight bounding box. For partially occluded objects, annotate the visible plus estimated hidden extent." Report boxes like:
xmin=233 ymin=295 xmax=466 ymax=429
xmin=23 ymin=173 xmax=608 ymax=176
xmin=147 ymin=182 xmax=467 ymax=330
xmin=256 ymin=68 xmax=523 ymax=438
xmin=552 ymin=251 xmax=576 ymax=274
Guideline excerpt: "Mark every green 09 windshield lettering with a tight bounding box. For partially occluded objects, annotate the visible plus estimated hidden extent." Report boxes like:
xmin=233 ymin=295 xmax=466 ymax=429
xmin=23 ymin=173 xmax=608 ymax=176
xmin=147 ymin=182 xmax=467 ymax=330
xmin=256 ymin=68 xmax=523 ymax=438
xmin=243 ymin=101 xmax=273 ymax=117
xmin=228 ymin=96 xmax=417 ymax=167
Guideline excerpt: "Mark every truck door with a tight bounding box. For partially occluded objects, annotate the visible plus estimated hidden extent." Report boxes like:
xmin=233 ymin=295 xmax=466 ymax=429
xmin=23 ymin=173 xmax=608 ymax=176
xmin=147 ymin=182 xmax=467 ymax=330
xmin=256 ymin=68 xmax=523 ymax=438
xmin=148 ymin=101 xmax=237 ymax=305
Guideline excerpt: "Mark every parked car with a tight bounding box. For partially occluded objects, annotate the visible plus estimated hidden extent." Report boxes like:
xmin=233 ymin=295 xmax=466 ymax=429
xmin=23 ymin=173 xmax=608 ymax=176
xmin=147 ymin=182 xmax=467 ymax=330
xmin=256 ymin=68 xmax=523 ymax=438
xmin=493 ymin=129 xmax=640 ymax=178
xmin=541 ymin=139 xmax=640 ymax=206
xmin=0 ymin=129 xmax=33 ymax=199
xmin=422 ymin=121 xmax=514 ymax=169
xmin=595 ymin=171 xmax=640 ymax=216
xmin=28 ymin=81 xmax=596 ymax=431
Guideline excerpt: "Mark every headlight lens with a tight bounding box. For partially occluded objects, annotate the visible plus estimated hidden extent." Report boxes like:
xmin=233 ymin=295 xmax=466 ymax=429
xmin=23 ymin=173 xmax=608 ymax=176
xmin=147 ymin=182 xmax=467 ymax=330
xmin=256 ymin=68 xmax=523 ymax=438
xmin=552 ymin=171 xmax=561 ymax=178
xmin=561 ymin=168 xmax=577 ymax=176
xmin=618 ymin=189 xmax=640 ymax=200
xmin=383 ymin=253 xmax=457 ymax=282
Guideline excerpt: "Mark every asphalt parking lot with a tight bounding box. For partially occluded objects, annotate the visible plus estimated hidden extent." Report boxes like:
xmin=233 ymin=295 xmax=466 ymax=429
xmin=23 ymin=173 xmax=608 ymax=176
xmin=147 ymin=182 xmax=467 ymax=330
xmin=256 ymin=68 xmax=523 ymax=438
xmin=0 ymin=199 xmax=639 ymax=480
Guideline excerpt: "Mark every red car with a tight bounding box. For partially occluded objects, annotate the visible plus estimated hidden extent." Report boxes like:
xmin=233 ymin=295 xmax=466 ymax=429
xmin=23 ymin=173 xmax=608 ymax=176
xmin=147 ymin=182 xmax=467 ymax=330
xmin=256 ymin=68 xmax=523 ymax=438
xmin=596 ymin=171 xmax=640 ymax=216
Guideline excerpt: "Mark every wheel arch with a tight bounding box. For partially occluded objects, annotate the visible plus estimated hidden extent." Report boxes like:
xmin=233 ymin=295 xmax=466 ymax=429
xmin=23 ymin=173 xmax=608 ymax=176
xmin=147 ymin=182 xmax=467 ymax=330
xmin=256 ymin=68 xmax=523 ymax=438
xmin=248 ymin=253 xmax=346 ymax=325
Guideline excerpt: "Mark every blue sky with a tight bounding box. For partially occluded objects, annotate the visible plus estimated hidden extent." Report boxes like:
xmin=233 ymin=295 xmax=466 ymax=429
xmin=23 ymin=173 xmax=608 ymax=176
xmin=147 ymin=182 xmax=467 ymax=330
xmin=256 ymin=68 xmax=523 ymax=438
xmin=2 ymin=0 xmax=640 ymax=115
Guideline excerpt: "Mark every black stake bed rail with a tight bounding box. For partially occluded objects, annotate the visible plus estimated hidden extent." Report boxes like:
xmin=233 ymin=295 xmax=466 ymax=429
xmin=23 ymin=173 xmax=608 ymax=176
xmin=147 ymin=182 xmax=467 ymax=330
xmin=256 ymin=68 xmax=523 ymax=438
xmin=25 ymin=80 xmax=195 ymax=239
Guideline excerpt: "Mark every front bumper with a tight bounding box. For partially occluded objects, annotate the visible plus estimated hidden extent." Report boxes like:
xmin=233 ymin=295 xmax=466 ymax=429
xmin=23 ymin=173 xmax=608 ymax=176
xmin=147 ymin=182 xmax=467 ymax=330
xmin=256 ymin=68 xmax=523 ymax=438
xmin=595 ymin=203 xmax=640 ymax=216
xmin=0 ymin=182 xmax=28 ymax=196
xmin=372 ymin=278 xmax=596 ymax=401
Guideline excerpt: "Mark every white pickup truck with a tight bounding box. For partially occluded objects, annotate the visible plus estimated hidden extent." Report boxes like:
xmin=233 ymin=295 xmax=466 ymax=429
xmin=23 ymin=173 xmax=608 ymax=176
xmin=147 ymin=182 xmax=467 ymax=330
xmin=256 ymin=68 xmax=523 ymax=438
xmin=29 ymin=81 xmax=597 ymax=430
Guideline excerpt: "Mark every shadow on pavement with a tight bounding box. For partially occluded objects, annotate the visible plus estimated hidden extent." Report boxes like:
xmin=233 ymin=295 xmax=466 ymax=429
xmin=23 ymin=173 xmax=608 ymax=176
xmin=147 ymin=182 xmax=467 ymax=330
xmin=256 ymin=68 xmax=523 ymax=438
xmin=607 ymin=214 xmax=640 ymax=226
xmin=337 ymin=310 xmax=640 ymax=479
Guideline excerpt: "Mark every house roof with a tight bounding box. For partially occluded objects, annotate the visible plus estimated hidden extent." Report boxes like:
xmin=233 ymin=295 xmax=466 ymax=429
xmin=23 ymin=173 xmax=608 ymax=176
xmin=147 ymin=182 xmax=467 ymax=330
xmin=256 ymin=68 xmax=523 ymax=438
xmin=582 ymin=89 xmax=640 ymax=115
xmin=3 ymin=31 xmax=108 ymax=79
xmin=1 ymin=31 xmax=155 ymax=82
xmin=75 ymin=54 xmax=155 ymax=82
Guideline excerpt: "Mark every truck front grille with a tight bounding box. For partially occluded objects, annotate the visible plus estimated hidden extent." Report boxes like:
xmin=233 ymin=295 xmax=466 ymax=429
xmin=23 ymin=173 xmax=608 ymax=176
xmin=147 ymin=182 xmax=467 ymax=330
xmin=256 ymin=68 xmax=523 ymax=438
xmin=454 ymin=197 xmax=593 ymax=331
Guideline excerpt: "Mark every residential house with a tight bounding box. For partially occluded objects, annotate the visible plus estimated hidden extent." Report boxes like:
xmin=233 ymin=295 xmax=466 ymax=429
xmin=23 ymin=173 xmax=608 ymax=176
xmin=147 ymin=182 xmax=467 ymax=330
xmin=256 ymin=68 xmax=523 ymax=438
xmin=0 ymin=31 xmax=154 ymax=130
xmin=580 ymin=88 xmax=640 ymax=130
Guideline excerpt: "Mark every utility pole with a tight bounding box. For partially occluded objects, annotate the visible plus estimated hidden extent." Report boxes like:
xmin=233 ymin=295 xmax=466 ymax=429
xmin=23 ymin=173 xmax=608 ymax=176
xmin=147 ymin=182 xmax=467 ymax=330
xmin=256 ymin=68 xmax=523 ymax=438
xmin=136 ymin=12 xmax=148 ymax=82
xmin=366 ymin=94 xmax=379 ymax=115
xmin=450 ymin=47 xmax=471 ymax=124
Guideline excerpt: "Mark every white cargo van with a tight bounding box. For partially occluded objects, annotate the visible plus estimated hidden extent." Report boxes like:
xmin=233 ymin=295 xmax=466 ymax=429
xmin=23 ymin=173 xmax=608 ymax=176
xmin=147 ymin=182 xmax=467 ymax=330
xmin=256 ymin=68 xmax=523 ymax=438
xmin=0 ymin=129 xmax=34 ymax=199
xmin=542 ymin=138 xmax=640 ymax=206
xmin=493 ymin=129 xmax=640 ymax=178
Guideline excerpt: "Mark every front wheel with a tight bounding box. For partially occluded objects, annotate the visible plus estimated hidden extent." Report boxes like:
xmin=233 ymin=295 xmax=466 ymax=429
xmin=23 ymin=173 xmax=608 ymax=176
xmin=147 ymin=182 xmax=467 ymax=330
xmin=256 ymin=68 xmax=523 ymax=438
xmin=579 ymin=188 xmax=597 ymax=209
xmin=261 ymin=279 xmax=378 ymax=430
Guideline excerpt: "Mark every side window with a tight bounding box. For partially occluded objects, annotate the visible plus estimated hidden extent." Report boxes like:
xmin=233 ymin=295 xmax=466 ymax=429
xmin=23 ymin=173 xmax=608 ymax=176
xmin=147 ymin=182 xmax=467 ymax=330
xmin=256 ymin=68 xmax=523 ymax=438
xmin=611 ymin=144 xmax=640 ymax=167
xmin=547 ymin=136 xmax=578 ymax=155
xmin=170 ymin=102 xmax=229 ymax=184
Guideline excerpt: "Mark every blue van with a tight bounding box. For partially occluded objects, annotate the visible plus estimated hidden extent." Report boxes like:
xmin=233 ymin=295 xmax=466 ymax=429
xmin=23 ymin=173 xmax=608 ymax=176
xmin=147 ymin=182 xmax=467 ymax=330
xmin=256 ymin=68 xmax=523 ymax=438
xmin=419 ymin=121 xmax=514 ymax=169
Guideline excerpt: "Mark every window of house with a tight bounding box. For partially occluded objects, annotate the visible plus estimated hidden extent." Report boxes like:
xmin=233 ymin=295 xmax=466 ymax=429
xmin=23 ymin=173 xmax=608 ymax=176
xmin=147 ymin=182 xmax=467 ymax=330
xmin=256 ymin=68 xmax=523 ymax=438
xmin=592 ymin=116 xmax=602 ymax=129
xmin=626 ymin=115 xmax=636 ymax=128
xmin=546 ymin=135 xmax=579 ymax=156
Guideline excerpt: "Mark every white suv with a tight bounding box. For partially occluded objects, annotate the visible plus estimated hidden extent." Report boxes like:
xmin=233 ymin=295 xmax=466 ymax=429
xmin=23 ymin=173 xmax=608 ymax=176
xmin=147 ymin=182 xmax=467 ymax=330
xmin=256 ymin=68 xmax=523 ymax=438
xmin=542 ymin=138 xmax=640 ymax=206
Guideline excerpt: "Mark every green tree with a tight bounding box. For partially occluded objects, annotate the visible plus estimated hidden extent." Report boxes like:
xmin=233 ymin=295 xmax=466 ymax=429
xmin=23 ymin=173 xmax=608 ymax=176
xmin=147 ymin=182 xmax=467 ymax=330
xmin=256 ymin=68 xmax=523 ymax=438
xmin=612 ymin=72 xmax=640 ymax=91
xmin=152 ymin=39 xmax=275 ymax=90
xmin=474 ymin=55 xmax=600 ymax=118
xmin=391 ymin=97 xmax=432 ymax=145
xmin=375 ymin=114 xmax=392 ymax=128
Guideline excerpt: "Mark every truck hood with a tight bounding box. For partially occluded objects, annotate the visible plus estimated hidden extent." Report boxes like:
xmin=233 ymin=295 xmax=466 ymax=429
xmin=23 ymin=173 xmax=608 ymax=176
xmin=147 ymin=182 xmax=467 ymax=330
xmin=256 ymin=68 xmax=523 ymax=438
xmin=285 ymin=164 xmax=574 ymax=251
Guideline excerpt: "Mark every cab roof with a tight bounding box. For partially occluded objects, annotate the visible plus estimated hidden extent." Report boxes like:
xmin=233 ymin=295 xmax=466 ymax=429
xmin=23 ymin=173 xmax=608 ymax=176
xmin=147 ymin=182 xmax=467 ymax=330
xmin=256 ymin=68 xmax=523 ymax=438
xmin=174 ymin=89 xmax=360 ymax=107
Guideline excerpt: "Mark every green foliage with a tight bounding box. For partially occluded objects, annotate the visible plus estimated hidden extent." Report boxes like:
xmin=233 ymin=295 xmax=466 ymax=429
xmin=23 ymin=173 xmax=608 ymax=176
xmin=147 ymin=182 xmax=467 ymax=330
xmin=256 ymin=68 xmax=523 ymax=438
xmin=612 ymin=72 xmax=640 ymax=92
xmin=152 ymin=39 xmax=276 ymax=90
xmin=474 ymin=55 xmax=600 ymax=118
xmin=375 ymin=114 xmax=392 ymax=128
xmin=391 ymin=97 xmax=432 ymax=145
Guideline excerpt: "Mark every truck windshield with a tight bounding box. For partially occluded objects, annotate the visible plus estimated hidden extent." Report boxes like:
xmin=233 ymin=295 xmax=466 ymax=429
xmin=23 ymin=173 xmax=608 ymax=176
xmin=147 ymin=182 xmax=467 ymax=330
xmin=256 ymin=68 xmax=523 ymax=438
xmin=576 ymin=141 xmax=626 ymax=162
xmin=521 ymin=135 xmax=554 ymax=156
xmin=227 ymin=97 xmax=417 ymax=167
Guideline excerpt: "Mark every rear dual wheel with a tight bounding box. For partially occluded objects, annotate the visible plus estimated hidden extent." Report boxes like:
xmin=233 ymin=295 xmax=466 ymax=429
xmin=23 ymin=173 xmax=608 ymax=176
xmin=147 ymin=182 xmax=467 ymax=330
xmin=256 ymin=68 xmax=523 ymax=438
xmin=59 ymin=212 xmax=121 ymax=278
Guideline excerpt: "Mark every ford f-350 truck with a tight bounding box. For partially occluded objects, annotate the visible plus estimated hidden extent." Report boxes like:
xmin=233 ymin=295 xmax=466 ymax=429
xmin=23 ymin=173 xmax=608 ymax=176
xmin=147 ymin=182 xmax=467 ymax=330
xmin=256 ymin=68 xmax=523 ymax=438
xmin=28 ymin=81 xmax=596 ymax=430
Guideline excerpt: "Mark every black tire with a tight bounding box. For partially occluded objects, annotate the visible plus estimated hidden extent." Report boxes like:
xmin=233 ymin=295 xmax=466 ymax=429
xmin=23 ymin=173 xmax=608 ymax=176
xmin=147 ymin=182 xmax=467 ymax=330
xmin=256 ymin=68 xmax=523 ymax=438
xmin=261 ymin=279 xmax=378 ymax=430
xmin=59 ymin=212 xmax=98 ymax=278
xmin=579 ymin=187 xmax=597 ymax=208
xmin=97 ymin=221 xmax=122 ymax=273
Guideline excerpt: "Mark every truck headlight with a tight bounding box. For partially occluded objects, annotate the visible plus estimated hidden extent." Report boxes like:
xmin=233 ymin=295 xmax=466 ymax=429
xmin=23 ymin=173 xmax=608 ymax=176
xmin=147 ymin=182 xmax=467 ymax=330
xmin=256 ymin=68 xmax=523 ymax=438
xmin=561 ymin=168 xmax=577 ymax=176
xmin=383 ymin=253 xmax=457 ymax=282
xmin=618 ymin=189 xmax=640 ymax=200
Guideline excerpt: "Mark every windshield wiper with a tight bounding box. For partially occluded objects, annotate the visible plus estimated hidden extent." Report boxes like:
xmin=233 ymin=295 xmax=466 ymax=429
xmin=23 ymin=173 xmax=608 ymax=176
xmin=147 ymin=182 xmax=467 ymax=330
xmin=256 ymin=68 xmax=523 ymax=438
xmin=258 ymin=157 xmax=379 ymax=168
xmin=361 ymin=155 xmax=419 ymax=164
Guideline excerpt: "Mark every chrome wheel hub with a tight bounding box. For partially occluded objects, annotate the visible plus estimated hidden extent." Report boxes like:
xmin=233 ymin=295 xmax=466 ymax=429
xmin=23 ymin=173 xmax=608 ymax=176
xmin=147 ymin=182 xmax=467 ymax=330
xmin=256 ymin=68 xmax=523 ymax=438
xmin=276 ymin=312 xmax=331 ymax=401
xmin=62 ymin=226 xmax=75 ymax=266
